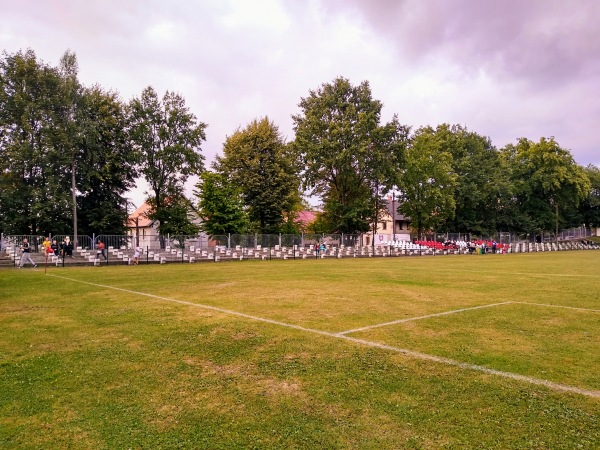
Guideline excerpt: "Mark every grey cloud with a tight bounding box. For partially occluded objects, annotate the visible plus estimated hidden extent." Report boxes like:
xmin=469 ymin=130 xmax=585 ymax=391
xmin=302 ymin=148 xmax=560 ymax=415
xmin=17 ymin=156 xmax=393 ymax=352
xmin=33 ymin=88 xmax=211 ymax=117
xmin=320 ymin=0 xmax=600 ymax=88
xmin=3 ymin=0 xmax=598 ymax=168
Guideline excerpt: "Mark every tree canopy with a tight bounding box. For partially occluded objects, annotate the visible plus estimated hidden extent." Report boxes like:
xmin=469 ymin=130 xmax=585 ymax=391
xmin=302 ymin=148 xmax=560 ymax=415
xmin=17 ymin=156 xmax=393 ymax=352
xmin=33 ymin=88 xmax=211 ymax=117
xmin=293 ymin=77 xmax=408 ymax=234
xmin=216 ymin=117 xmax=300 ymax=234
xmin=195 ymin=171 xmax=249 ymax=236
xmin=128 ymin=86 xmax=206 ymax=236
xmin=396 ymin=126 xmax=457 ymax=239
xmin=500 ymin=137 xmax=591 ymax=235
xmin=0 ymin=49 xmax=136 ymax=236
xmin=2 ymin=50 xmax=598 ymax=240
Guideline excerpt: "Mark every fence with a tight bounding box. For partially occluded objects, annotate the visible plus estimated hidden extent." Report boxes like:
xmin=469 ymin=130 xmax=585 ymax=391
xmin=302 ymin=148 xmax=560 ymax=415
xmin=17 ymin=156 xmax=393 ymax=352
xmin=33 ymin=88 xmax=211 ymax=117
xmin=2 ymin=227 xmax=596 ymax=256
xmin=155 ymin=233 xmax=363 ymax=250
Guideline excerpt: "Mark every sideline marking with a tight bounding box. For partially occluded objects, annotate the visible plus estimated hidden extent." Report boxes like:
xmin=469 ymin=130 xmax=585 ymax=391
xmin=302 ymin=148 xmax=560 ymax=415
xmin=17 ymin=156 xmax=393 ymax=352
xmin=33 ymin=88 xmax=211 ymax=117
xmin=336 ymin=302 xmax=512 ymax=335
xmin=47 ymin=274 xmax=600 ymax=399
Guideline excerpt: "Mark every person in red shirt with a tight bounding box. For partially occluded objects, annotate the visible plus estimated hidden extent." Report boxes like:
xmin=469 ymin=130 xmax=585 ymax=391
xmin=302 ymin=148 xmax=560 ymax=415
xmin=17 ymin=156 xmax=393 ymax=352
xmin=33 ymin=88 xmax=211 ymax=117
xmin=95 ymin=240 xmax=107 ymax=260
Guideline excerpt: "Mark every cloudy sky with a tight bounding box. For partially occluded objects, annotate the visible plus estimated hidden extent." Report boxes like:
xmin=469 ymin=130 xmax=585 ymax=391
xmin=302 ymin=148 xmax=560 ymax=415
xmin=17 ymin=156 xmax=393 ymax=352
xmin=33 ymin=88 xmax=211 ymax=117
xmin=2 ymin=0 xmax=599 ymax=206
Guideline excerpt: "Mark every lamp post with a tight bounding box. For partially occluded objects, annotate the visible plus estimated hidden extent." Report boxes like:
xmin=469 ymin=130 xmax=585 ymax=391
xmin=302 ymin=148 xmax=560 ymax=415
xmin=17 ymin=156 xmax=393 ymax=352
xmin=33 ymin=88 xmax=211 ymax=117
xmin=392 ymin=190 xmax=396 ymax=242
xmin=555 ymin=203 xmax=559 ymax=244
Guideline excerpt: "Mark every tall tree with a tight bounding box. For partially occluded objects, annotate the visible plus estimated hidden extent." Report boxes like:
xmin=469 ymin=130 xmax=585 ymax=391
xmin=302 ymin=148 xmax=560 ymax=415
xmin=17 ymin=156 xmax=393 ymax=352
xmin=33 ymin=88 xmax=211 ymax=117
xmin=56 ymin=50 xmax=82 ymax=242
xmin=293 ymin=77 xmax=407 ymax=234
xmin=367 ymin=116 xmax=409 ymax=241
xmin=580 ymin=165 xmax=600 ymax=229
xmin=435 ymin=124 xmax=510 ymax=235
xmin=195 ymin=171 xmax=249 ymax=236
xmin=501 ymin=137 xmax=590 ymax=236
xmin=76 ymin=86 xmax=137 ymax=235
xmin=396 ymin=126 xmax=457 ymax=239
xmin=217 ymin=117 xmax=300 ymax=234
xmin=128 ymin=86 xmax=206 ymax=237
xmin=0 ymin=49 xmax=71 ymax=235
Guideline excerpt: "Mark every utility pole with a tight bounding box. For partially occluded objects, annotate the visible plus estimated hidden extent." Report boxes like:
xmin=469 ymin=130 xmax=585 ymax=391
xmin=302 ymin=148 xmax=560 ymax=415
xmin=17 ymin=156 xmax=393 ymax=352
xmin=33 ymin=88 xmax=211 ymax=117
xmin=392 ymin=191 xmax=396 ymax=242
xmin=555 ymin=203 xmax=559 ymax=243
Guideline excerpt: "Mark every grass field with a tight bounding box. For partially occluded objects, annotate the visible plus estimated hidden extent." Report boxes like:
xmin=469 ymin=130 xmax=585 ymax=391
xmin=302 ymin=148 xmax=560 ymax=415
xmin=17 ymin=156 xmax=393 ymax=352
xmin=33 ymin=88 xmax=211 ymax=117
xmin=1 ymin=252 xmax=599 ymax=449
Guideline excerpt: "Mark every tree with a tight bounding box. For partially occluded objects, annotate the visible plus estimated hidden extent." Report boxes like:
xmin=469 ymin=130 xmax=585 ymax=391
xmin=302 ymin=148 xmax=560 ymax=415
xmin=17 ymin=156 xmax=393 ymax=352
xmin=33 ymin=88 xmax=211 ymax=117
xmin=367 ymin=116 xmax=409 ymax=243
xmin=0 ymin=49 xmax=136 ymax=237
xmin=0 ymin=49 xmax=71 ymax=235
xmin=434 ymin=124 xmax=510 ymax=236
xmin=57 ymin=50 xmax=82 ymax=242
xmin=217 ymin=117 xmax=300 ymax=234
xmin=128 ymin=86 xmax=206 ymax=237
xmin=76 ymin=86 xmax=137 ymax=235
xmin=501 ymin=137 xmax=591 ymax=236
xmin=147 ymin=191 xmax=200 ymax=237
xmin=579 ymin=165 xmax=600 ymax=229
xmin=195 ymin=171 xmax=249 ymax=236
xmin=293 ymin=77 xmax=407 ymax=234
xmin=396 ymin=126 xmax=457 ymax=239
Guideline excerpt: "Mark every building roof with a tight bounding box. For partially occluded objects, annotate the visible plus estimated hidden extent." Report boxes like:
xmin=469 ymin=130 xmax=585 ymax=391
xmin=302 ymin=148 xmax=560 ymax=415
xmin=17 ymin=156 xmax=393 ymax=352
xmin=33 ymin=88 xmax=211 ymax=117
xmin=385 ymin=197 xmax=407 ymax=220
xmin=127 ymin=202 xmax=154 ymax=228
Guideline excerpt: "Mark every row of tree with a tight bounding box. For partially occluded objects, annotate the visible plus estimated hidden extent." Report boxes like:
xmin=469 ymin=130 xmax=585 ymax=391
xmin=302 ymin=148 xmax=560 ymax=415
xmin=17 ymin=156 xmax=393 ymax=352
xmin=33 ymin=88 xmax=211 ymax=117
xmin=199 ymin=78 xmax=600 ymax=238
xmin=0 ymin=49 xmax=205 ymax=239
xmin=2 ymin=49 xmax=599 ymax=240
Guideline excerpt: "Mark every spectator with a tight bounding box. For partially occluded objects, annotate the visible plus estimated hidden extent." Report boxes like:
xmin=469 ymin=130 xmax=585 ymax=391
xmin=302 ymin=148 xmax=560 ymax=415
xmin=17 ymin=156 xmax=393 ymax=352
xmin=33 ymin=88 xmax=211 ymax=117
xmin=61 ymin=237 xmax=74 ymax=258
xmin=51 ymin=239 xmax=59 ymax=256
xmin=42 ymin=237 xmax=51 ymax=254
xmin=65 ymin=237 xmax=74 ymax=257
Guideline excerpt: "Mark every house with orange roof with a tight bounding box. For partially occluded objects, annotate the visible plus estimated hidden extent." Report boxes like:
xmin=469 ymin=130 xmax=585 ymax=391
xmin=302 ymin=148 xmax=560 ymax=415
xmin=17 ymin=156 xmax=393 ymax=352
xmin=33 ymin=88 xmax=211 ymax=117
xmin=126 ymin=203 xmax=160 ymax=249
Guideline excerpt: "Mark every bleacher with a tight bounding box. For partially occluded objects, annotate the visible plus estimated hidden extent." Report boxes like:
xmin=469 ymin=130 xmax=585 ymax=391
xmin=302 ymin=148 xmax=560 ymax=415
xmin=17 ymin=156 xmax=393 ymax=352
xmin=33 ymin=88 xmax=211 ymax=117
xmin=2 ymin=237 xmax=598 ymax=268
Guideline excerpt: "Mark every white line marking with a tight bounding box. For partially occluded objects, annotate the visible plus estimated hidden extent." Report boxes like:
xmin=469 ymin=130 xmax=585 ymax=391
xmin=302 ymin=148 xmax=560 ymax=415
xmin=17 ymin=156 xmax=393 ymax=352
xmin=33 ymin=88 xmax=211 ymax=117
xmin=513 ymin=301 xmax=600 ymax=313
xmin=336 ymin=302 xmax=513 ymax=335
xmin=341 ymin=336 xmax=600 ymax=398
xmin=338 ymin=301 xmax=600 ymax=335
xmin=47 ymin=274 xmax=600 ymax=399
xmin=47 ymin=274 xmax=335 ymax=337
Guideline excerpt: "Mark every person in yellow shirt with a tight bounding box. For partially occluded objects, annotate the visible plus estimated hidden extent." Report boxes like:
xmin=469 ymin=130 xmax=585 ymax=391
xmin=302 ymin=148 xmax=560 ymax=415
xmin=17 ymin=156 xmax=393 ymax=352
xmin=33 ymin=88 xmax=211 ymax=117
xmin=42 ymin=237 xmax=51 ymax=254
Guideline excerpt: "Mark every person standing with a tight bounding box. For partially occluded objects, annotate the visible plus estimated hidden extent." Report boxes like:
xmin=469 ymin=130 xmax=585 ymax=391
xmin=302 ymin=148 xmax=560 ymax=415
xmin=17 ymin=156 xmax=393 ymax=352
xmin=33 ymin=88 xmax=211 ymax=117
xmin=133 ymin=247 xmax=141 ymax=265
xmin=60 ymin=238 xmax=66 ymax=258
xmin=18 ymin=238 xmax=37 ymax=268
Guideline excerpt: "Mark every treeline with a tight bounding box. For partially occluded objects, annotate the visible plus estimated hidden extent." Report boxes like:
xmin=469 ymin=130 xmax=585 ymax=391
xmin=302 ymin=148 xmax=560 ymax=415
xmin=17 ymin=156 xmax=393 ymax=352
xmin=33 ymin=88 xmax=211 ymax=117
xmin=2 ymin=50 xmax=599 ymax=239
xmin=0 ymin=49 xmax=205 ymax=237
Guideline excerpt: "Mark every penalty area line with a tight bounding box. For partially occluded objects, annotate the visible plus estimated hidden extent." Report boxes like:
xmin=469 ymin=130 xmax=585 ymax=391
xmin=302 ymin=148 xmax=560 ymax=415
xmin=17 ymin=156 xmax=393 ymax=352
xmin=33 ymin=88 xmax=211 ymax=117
xmin=47 ymin=274 xmax=600 ymax=399
xmin=512 ymin=301 xmax=600 ymax=313
xmin=336 ymin=302 xmax=513 ymax=335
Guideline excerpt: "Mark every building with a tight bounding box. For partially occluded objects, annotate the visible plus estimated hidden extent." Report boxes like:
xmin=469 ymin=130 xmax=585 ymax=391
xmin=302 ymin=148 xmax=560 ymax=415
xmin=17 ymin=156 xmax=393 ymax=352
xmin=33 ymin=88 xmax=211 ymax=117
xmin=364 ymin=198 xmax=411 ymax=246
xmin=126 ymin=203 xmax=160 ymax=249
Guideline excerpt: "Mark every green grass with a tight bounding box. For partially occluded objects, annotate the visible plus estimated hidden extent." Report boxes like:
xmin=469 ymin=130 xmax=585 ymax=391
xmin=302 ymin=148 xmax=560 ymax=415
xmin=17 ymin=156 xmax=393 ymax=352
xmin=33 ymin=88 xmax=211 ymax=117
xmin=1 ymin=252 xmax=599 ymax=449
